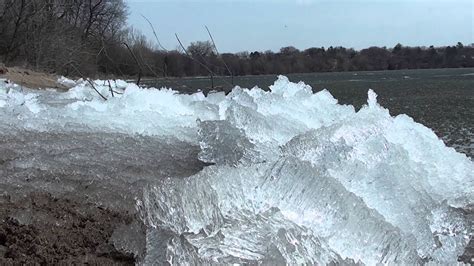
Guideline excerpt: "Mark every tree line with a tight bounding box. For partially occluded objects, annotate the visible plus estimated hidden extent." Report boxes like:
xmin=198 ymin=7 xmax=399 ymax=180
xmin=168 ymin=41 xmax=474 ymax=78
xmin=1 ymin=0 xmax=473 ymax=80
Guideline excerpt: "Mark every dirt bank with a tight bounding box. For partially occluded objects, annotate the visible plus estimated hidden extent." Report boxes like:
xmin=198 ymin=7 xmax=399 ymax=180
xmin=0 ymin=193 xmax=144 ymax=264
xmin=0 ymin=65 xmax=68 ymax=90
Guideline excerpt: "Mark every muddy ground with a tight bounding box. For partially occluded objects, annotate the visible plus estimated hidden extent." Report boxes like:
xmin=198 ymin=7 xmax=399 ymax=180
xmin=0 ymin=193 xmax=140 ymax=265
xmin=0 ymin=131 xmax=207 ymax=264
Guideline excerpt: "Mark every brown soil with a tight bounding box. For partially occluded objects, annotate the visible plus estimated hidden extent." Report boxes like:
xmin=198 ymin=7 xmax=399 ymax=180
xmin=0 ymin=193 xmax=143 ymax=265
xmin=0 ymin=65 xmax=68 ymax=90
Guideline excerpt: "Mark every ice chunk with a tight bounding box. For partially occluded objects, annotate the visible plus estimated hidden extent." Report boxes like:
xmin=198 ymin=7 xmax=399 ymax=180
xmin=281 ymin=91 xmax=472 ymax=263
xmin=269 ymin=75 xmax=312 ymax=97
xmin=142 ymin=157 xmax=422 ymax=264
xmin=57 ymin=76 xmax=76 ymax=87
xmin=367 ymin=88 xmax=378 ymax=108
xmin=197 ymin=119 xmax=258 ymax=165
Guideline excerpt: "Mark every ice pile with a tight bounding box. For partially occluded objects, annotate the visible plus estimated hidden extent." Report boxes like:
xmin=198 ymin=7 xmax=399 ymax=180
xmin=0 ymin=76 xmax=473 ymax=264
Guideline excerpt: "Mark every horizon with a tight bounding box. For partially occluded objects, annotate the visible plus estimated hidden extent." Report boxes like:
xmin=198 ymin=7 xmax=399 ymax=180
xmin=126 ymin=0 xmax=473 ymax=53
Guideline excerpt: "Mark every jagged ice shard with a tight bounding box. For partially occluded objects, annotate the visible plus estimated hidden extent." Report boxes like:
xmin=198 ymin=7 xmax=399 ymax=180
xmin=0 ymin=76 xmax=473 ymax=264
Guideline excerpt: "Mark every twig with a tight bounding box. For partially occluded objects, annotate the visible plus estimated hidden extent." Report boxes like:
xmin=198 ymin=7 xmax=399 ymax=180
xmin=86 ymin=78 xmax=108 ymax=101
xmin=109 ymin=79 xmax=124 ymax=95
xmin=205 ymin=26 xmax=233 ymax=84
xmin=175 ymin=34 xmax=191 ymax=57
xmin=122 ymin=42 xmax=143 ymax=86
xmin=141 ymin=14 xmax=168 ymax=52
xmin=138 ymin=15 xmax=193 ymax=89
xmin=107 ymin=79 xmax=114 ymax=97
xmin=175 ymin=33 xmax=233 ymax=88
xmin=67 ymin=62 xmax=108 ymax=101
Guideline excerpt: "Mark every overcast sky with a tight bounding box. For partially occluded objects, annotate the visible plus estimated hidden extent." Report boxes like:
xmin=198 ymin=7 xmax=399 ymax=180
xmin=126 ymin=0 xmax=473 ymax=53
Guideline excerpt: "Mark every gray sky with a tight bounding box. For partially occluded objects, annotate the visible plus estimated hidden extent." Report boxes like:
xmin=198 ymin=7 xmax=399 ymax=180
xmin=127 ymin=0 xmax=473 ymax=53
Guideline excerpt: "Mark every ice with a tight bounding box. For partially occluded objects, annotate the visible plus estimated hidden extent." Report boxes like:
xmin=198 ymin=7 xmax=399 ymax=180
xmin=197 ymin=120 xmax=259 ymax=165
xmin=0 ymin=76 xmax=472 ymax=264
xmin=282 ymin=125 xmax=471 ymax=262
xmin=142 ymin=158 xmax=426 ymax=264
xmin=57 ymin=76 xmax=77 ymax=87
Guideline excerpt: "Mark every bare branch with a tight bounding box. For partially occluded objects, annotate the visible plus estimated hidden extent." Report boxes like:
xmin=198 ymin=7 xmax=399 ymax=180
xmin=122 ymin=42 xmax=142 ymax=86
xmin=205 ymin=25 xmax=233 ymax=80
xmin=175 ymin=34 xmax=191 ymax=57
xmin=86 ymin=78 xmax=108 ymax=101
xmin=107 ymin=79 xmax=114 ymax=97
xmin=140 ymin=14 xmax=168 ymax=52
xmin=68 ymin=62 xmax=108 ymax=101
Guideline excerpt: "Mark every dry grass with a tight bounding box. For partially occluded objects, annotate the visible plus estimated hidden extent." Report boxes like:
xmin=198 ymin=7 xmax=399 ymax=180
xmin=0 ymin=65 xmax=69 ymax=90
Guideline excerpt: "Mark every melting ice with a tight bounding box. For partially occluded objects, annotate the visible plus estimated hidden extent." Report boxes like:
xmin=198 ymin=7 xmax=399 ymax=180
xmin=0 ymin=76 xmax=472 ymax=264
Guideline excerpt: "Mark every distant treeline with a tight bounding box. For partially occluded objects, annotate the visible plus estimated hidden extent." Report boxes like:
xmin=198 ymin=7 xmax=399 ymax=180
xmin=156 ymin=42 xmax=474 ymax=77
xmin=1 ymin=0 xmax=473 ymax=79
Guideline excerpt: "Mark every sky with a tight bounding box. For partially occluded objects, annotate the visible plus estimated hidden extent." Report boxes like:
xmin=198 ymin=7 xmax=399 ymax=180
xmin=126 ymin=0 xmax=474 ymax=53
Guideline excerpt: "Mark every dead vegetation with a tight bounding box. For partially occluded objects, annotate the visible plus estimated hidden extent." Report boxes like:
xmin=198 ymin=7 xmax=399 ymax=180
xmin=0 ymin=65 xmax=69 ymax=90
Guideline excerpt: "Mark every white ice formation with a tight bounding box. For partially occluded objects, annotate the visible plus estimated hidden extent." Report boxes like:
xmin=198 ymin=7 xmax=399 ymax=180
xmin=0 ymin=76 xmax=472 ymax=264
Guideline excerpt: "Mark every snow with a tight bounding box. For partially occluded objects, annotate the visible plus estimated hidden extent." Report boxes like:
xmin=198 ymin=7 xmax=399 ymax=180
xmin=57 ymin=76 xmax=77 ymax=87
xmin=0 ymin=75 xmax=473 ymax=264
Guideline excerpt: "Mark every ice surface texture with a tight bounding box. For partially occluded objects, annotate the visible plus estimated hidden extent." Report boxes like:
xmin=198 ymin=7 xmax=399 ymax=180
xmin=1 ymin=76 xmax=473 ymax=264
